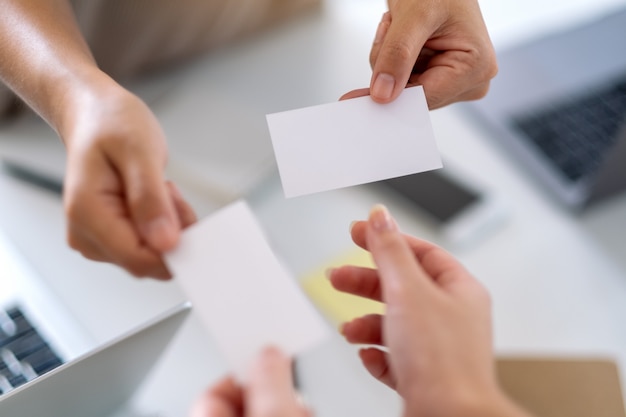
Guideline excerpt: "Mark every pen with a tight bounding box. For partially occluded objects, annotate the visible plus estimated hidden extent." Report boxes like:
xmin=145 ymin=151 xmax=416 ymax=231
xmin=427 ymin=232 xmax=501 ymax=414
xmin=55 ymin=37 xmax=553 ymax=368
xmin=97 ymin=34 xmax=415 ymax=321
xmin=1 ymin=159 xmax=63 ymax=196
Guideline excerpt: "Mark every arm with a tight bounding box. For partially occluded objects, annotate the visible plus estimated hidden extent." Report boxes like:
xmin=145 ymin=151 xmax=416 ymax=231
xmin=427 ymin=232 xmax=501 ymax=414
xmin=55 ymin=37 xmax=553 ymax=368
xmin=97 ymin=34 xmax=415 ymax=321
xmin=192 ymin=206 xmax=532 ymax=417
xmin=0 ymin=0 xmax=196 ymax=278
xmin=329 ymin=205 xmax=534 ymax=417
xmin=0 ymin=0 xmax=95 ymax=128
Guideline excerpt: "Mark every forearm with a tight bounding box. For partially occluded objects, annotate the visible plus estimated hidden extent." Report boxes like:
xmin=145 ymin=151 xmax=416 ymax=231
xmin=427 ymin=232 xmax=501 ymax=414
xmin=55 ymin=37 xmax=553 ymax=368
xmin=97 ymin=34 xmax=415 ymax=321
xmin=403 ymin=390 xmax=535 ymax=417
xmin=0 ymin=0 xmax=110 ymax=134
xmin=476 ymin=393 xmax=536 ymax=417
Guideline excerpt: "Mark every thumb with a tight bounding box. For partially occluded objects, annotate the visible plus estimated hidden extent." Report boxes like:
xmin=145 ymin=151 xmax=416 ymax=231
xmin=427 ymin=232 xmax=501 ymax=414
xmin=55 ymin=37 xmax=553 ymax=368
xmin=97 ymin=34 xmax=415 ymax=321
xmin=119 ymin=154 xmax=180 ymax=252
xmin=366 ymin=205 xmax=435 ymax=306
xmin=246 ymin=347 xmax=302 ymax=417
xmin=369 ymin=7 xmax=437 ymax=103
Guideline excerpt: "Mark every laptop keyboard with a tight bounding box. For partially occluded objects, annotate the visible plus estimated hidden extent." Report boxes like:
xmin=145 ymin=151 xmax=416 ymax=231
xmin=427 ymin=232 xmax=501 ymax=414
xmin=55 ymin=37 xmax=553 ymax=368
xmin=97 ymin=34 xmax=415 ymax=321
xmin=0 ymin=306 xmax=63 ymax=395
xmin=512 ymin=77 xmax=626 ymax=182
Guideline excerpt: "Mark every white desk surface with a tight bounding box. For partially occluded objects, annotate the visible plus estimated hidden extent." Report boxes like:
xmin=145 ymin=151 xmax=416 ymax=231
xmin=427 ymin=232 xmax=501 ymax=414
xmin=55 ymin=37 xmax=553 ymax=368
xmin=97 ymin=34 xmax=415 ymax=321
xmin=1 ymin=0 xmax=626 ymax=416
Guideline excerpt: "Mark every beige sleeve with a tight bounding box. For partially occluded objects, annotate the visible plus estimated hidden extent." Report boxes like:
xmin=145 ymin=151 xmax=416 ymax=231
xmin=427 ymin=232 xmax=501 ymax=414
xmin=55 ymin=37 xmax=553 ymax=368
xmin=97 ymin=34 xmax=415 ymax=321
xmin=0 ymin=0 xmax=320 ymax=119
xmin=71 ymin=0 xmax=321 ymax=78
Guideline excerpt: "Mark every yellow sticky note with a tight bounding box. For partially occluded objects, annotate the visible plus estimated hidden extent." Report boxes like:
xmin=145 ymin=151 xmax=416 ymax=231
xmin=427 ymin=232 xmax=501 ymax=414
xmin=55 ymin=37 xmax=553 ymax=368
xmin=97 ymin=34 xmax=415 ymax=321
xmin=301 ymin=248 xmax=384 ymax=325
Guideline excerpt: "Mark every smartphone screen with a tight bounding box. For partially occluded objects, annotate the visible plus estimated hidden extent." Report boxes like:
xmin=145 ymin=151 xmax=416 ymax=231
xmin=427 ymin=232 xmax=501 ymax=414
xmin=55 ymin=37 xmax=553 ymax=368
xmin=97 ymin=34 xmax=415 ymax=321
xmin=380 ymin=171 xmax=481 ymax=224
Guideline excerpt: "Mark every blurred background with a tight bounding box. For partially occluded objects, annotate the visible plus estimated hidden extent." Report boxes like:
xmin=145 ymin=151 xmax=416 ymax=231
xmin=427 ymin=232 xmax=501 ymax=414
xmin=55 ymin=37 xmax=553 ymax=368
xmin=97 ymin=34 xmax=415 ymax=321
xmin=1 ymin=0 xmax=626 ymax=416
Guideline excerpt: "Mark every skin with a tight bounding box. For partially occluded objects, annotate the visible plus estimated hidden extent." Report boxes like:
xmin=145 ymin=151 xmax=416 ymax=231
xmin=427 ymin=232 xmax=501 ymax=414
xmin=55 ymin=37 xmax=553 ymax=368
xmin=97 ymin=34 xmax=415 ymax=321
xmin=0 ymin=0 xmax=196 ymax=279
xmin=189 ymin=347 xmax=309 ymax=417
xmin=329 ymin=206 xmax=531 ymax=417
xmin=194 ymin=206 xmax=534 ymax=417
xmin=0 ymin=0 xmax=497 ymax=278
xmin=342 ymin=0 xmax=498 ymax=109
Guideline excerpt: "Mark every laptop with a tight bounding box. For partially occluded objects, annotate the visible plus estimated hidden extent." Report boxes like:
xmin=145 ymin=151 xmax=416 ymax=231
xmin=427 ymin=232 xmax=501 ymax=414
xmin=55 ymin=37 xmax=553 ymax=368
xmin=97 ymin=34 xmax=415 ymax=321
xmin=0 ymin=226 xmax=191 ymax=416
xmin=463 ymin=7 xmax=626 ymax=209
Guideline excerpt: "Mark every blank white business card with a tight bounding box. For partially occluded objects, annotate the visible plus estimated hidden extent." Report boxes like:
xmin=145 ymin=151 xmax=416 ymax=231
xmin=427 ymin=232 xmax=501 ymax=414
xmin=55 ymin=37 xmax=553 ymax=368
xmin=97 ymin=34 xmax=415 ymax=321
xmin=165 ymin=201 xmax=329 ymax=379
xmin=266 ymin=86 xmax=442 ymax=198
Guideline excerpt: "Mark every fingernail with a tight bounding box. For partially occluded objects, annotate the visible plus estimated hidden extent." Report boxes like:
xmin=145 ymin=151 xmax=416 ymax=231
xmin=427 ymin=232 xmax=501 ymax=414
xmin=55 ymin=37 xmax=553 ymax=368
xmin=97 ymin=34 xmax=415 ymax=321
xmin=338 ymin=322 xmax=347 ymax=336
xmin=369 ymin=204 xmax=396 ymax=232
xmin=349 ymin=221 xmax=358 ymax=234
xmin=372 ymin=73 xmax=395 ymax=101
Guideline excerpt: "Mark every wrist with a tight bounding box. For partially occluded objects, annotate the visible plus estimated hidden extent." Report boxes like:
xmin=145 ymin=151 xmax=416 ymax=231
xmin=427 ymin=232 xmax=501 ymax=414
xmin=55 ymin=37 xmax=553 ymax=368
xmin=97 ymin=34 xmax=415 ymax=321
xmin=53 ymin=68 xmax=127 ymax=146
xmin=468 ymin=390 xmax=533 ymax=417
xmin=27 ymin=55 xmax=104 ymax=134
xmin=403 ymin=387 xmax=533 ymax=417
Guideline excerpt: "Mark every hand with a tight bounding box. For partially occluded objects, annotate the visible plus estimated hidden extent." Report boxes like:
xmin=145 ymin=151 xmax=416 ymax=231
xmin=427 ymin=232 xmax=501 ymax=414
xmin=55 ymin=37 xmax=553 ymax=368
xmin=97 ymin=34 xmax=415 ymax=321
xmin=0 ymin=0 xmax=195 ymax=278
xmin=190 ymin=347 xmax=309 ymax=417
xmin=329 ymin=205 xmax=531 ymax=417
xmin=61 ymin=76 xmax=197 ymax=279
xmin=342 ymin=0 xmax=498 ymax=109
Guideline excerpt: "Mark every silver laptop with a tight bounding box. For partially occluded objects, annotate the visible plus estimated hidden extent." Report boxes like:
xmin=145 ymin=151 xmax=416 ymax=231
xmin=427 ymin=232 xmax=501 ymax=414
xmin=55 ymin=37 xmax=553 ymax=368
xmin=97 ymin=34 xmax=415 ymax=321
xmin=0 ymin=227 xmax=191 ymax=416
xmin=464 ymin=7 xmax=626 ymax=209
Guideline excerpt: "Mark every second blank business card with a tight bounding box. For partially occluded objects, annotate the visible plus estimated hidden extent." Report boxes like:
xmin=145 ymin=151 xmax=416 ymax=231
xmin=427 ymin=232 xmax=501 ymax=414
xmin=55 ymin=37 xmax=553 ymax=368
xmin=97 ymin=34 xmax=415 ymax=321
xmin=266 ymin=86 xmax=442 ymax=198
xmin=165 ymin=201 xmax=329 ymax=380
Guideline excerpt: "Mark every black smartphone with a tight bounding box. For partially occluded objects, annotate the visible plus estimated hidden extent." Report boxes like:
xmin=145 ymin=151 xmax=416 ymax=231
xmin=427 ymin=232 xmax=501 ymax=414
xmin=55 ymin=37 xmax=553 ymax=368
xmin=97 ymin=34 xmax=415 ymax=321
xmin=378 ymin=168 xmax=507 ymax=247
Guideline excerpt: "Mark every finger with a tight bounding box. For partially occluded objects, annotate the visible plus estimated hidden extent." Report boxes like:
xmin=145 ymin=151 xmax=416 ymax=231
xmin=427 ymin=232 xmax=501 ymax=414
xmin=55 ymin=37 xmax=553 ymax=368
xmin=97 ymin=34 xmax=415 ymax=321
xmin=368 ymin=12 xmax=392 ymax=69
xmin=413 ymin=61 xmax=487 ymax=110
xmin=359 ymin=347 xmax=396 ymax=389
xmin=339 ymin=88 xmax=370 ymax=101
xmin=369 ymin=5 xmax=437 ymax=103
xmin=66 ymin=226 xmax=109 ymax=262
xmin=113 ymin=142 xmax=180 ymax=253
xmin=349 ymin=220 xmax=368 ymax=249
xmin=352 ymin=218 xmax=435 ymax=259
xmin=189 ymin=377 xmax=243 ymax=417
xmin=341 ymin=314 xmax=384 ymax=345
xmin=64 ymin=157 xmax=172 ymax=279
xmin=453 ymin=81 xmax=492 ymax=103
xmin=414 ymin=243 xmax=472 ymax=290
xmin=410 ymin=47 xmax=439 ymax=74
xmin=365 ymin=205 xmax=435 ymax=305
xmin=106 ymin=237 xmax=171 ymax=280
xmin=65 ymin=186 xmax=171 ymax=278
xmin=166 ymin=181 xmax=197 ymax=228
xmin=351 ymin=217 xmax=468 ymax=289
xmin=79 ymin=198 xmax=171 ymax=279
xmin=406 ymin=75 xmax=491 ymax=109
xmin=328 ymin=265 xmax=382 ymax=302
xmin=246 ymin=347 xmax=305 ymax=417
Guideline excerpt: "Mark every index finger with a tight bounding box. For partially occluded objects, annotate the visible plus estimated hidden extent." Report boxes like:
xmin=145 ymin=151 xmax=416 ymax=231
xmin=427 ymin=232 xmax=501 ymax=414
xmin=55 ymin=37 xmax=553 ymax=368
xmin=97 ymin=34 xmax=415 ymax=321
xmin=354 ymin=214 xmax=469 ymax=289
xmin=74 ymin=194 xmax=171 ymax=279
xmin=365 ymin=205 xmax=436 ymax=306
